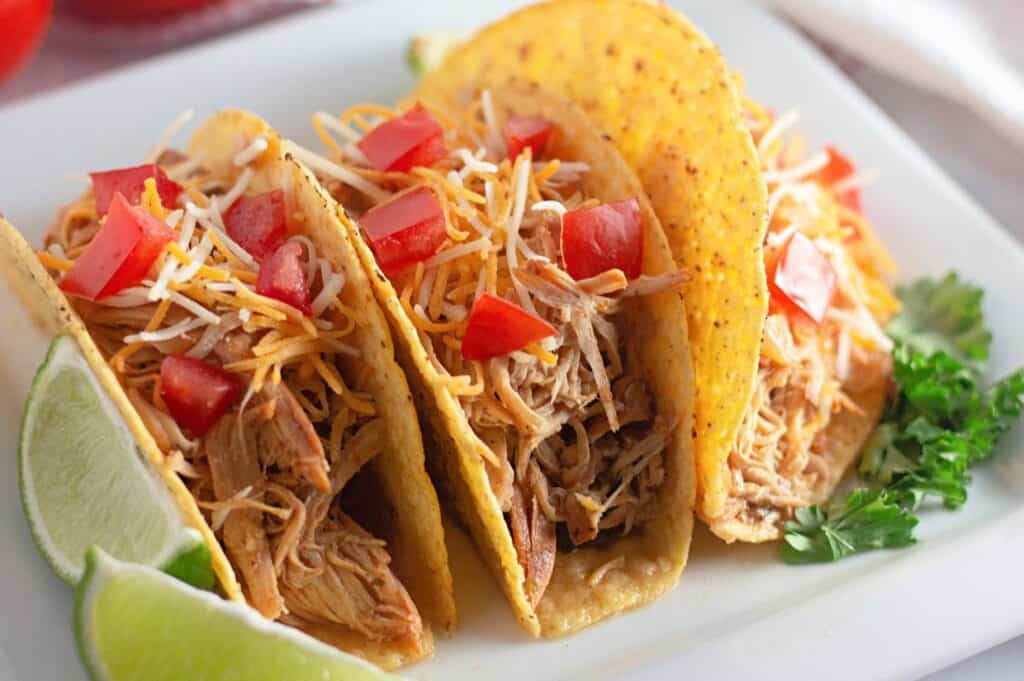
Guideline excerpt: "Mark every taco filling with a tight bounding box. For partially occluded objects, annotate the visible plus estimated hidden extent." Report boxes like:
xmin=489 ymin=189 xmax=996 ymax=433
xmin=293 ymin=91 xmax=686 ymax=604
xmin=718 ymin=102 xmax=899 ymax=539
xmin=37 ymin=127 xmax=423 ymax=645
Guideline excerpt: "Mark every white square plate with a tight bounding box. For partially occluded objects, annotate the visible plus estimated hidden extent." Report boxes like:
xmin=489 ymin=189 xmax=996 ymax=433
xmin=1 ymin=2 xmax=1022 ymax=680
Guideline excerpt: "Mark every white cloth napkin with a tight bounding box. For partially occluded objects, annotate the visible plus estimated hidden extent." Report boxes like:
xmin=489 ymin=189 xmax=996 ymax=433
xmin=762 ymin=0 xmax=1024 ymax=152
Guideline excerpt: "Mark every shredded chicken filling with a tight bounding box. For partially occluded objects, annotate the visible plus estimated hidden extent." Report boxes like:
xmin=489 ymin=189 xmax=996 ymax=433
xmin=41 ymin=146 xmax=421 ymax=644
xmin=315 ymin=96 xmax=685 ymax=604
xmin=722 ymin=100 xmax=898 ymax=533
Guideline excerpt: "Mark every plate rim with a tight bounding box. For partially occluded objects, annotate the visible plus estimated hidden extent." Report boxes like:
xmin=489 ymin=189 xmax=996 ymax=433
xmin=0 ymin=2 xmax=1021 ymax=680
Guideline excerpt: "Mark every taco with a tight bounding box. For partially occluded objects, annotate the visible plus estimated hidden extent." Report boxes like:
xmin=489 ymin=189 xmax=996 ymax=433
xmin=411 ymin=0 xmax=896 ymax=542
xmin=3 ymin=109 xmax=455 ymax=668
xmin=716 ymin=102 xmax=897 ymax=541
xmin=289 ymin=83 xmax=695 ymax=636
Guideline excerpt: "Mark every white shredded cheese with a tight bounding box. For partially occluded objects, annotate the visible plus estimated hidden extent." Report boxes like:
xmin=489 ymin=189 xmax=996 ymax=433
xmin=441 ymin=302 xmax=468 ymax=322
xmin=212 ymin=166 xmax=253 ymax=213
xmin=315 ymin=111 xmax=361 ymax=142
xmin=417 ymin=266 xmax=438 ymax=312
xmin=166 ymin=152 xmax=206 ymax=183
xmin=170 ymin=233 xmax=215 ymax=285
xmin=310 ymin=258 xmax=345 ymax=317
xmin=831 ymin=168 xmax=879 ymax=196
xmin=827 ymin=307 xmax=893 ymax=352
xmin=204 ymin=281 xmax=245 ymax=293
xmin=102 ymin=287 xmax=153 ymax=308
xmin=238 ymin=308 xmax=252 ymax=323
xmin=164 ymin=208 xmax=184 ymax=230
xmin=531 ymin=200 xmax=567 ymax=217
xmin=765 ymin=223 xmax=799 ymax=251
xmin=762 ymin=150 xmax=830 ymax=185
xmin=480 ymin=90 xmax=505 ymax=158
xmin=446 ymin=170 xmax=491 ymax=237
xmin=168 ymin=290 xmax=220 ymax=324
xmin=505 ymin=158 xmax=537 ymax=314
xmin=146 ymin=109 xmax=195 ymax=164
xmin=233 ymin=137 xmax=268 ymax=167
xmin=475 ymin=259 xmax=488 ymax=299
xmin=424 ymin=238 xmax=493 ymax=269
xmin=284 ymin=141 xmax=391 ymax=203
xmin=455 ymin=148 xmax=499 ymax=176
xmin=124 ymin=317 xmax=208 ymax=344
xmin=756 ymin=109 xmax=800 ymax=162
xmin=836 ymin=329 xmax=851 ymax=381
xmin=187 ymin=208 xmax=256 ymax=269
xmin=484 ymin=180 xmax=496 ymax=222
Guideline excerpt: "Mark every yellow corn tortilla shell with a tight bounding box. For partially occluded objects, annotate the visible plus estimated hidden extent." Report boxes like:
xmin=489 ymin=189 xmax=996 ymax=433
xmin=336 ymin=83 xmax=695 ymax=636
xmin=1 ymin=109 xmax=456 ymax=669
xmin=416 ymin=0 xmax=768 ymax=541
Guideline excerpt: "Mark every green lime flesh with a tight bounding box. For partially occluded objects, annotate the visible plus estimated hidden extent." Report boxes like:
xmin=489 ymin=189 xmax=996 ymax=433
xmin=76 ymin=548 xmax=398 ymax=681
xmin=19 ymin=335 xmax=204 ymax=583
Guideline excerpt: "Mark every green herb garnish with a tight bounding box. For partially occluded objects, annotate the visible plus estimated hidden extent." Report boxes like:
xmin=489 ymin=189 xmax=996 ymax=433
xmin=783 ymin=274 xmax=1024 ymax=564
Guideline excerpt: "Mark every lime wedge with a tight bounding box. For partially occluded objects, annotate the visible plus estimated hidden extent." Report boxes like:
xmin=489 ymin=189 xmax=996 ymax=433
xmin=76 ymin=547 xmax=397 ymax=681
xmin=19 ymin=335 xmax=208 ymax=584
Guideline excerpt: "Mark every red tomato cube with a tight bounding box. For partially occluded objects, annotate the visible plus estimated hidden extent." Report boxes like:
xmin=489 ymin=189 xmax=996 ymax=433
xmin=223 ymin=190 xmax=287 ymax=261
xmin=359 ymin=186 xmax=447 ymax=274
xmin=60 ymin=192 xmax=177 ymax=301
xmin=159 ymin=355 xmax=242 ymax=437
xmin=561 ymin=198 xmax=643 ymax=281
xmin=769 ymin=231 xmax=837 ymax=325
xmin=816 ymin=145 xmax=861 ymax=213
xmin=90 ymin=164 xmax=182 ymax=215
xmin=461 ymin=293 xmax=557 ymax=361
xmin=256 ymin=240 xmax=311 ymax=315
xmin=357 ymin=104 xmax=447 ymax=173
xmin=504 ymin=115 xmax=553 ymax=160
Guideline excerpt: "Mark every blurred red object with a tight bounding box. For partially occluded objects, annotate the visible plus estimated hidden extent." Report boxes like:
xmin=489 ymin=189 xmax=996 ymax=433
xmin=0 ymin=0 xmax=53 ymax=83
xmin=66 ymin=0 xmax=226 ymax=22
xmin=52 ymin=0 xmax=326 ymax=51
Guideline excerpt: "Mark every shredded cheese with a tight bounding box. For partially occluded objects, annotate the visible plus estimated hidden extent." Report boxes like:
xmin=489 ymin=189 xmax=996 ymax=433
xmin=762 ymin=150 xmax=830 ymax=185
xmin=146 ymin=109 xmax=194 ymax=164
xmin=284 ymin=141 xmax=391 ymax=203
xmin=233 ymin=137 xmax=268 ymax=167
xmin=124 ymin=317 xmax=208 ymax=344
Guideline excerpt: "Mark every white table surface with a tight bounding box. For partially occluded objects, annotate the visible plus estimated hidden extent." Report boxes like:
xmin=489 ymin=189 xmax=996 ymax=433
xmin=0 ymin=4 xmax=1020 ymax=680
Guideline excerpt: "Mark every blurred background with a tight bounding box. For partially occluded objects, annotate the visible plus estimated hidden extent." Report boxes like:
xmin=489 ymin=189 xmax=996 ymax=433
xmin=1 ymin=0 xmax=1022 ymax=246
xmin=0 ymin=0 xmax=1021 ymax=678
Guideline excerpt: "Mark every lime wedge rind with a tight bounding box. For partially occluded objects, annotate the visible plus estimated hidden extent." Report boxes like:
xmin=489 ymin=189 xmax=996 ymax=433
xmin=75 ymin=548 xmax=396 ymax=681
xmin=19 ymin=335 xmax=201 ymax=583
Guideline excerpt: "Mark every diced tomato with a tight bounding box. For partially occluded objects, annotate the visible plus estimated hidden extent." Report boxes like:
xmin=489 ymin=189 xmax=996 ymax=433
xmin=60 ymin=192 xmax=176 ymax=301
xmin=561 ymin=198 xmax=643 ymax=281
xmin=356 ymin=104 xmax=447 ymax=172
xmin=359 ymin=186 xmax=447 ymax=274
xmin=159 ymin=355 xmax=241 ymax=437
xmin=461 ymin=293 xmax=558 ymax=361
xmin=815 ymin=145 xmax=861 ymax=213
xmin=256 ymin=240 xmax=311 ymax=315
xmin=769 ymin=232 xmax=836 ymax=325
xmin=223 ymin=189 xmax=287 ymax=260
xmin=504 ymin=115 xmax=553 ymax=160
xmin=89 ymin=164 xmax=182 ymax=215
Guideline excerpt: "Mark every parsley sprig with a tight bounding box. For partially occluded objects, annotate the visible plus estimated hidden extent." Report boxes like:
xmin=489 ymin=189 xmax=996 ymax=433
xmin=782 ymin=274 xmax=1024 ymax=564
